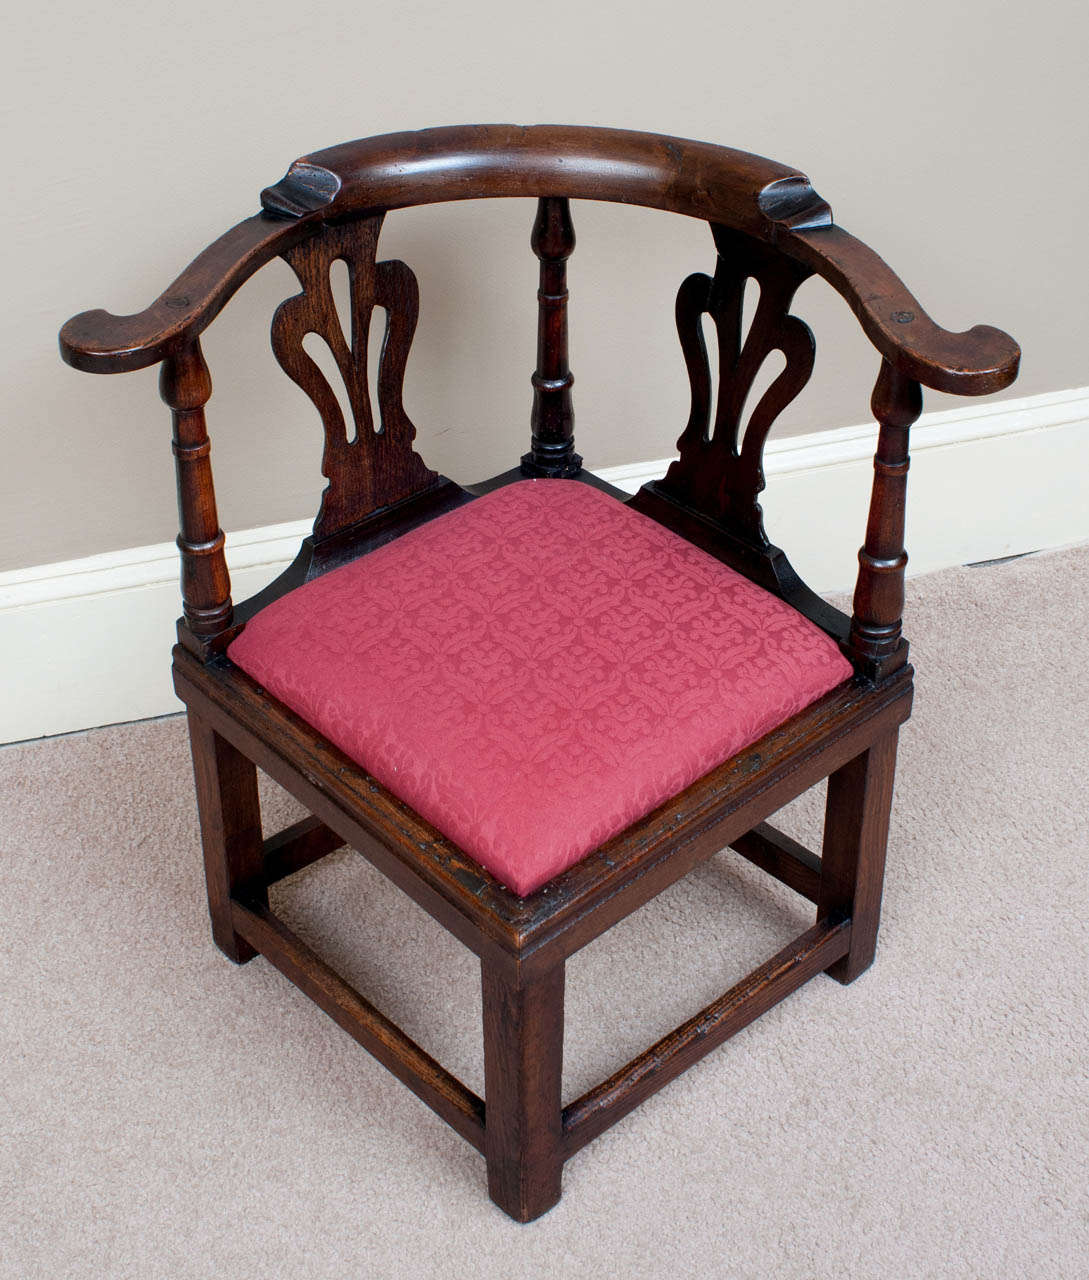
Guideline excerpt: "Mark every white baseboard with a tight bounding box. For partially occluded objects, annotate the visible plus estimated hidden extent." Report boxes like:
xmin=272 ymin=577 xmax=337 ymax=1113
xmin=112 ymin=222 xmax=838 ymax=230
xmin=3 ymin=385 xmax=1086 ymax=743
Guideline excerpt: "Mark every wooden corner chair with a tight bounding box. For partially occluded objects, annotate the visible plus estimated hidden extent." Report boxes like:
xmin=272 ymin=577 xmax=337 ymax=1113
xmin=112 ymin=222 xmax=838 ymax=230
xmin=59 ymin=125 xmax=1019 ymax=1222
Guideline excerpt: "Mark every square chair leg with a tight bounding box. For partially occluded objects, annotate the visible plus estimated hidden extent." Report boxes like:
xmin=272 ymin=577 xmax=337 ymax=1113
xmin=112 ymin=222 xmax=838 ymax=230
xmin=481 ymin=958 xmax=565 ymax=1222
xmin=818 ymin=729 xmax=900 ymax=984
xmin=187 ymin=709 xmax=267 ymax=964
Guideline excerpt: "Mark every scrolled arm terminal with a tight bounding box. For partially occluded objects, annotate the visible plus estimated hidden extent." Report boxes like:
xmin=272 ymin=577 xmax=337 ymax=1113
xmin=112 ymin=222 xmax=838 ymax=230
xmin=59 ymin=215 xmax=310 ymax=375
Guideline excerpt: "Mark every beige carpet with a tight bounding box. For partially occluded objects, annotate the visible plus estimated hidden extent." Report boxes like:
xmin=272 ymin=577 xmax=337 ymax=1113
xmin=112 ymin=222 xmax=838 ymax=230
xmin=2 ymin=546 xmax=1087 ymax=1279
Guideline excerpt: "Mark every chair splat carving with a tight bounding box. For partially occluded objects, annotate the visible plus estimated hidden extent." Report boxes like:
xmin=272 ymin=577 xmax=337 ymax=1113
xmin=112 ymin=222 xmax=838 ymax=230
xmin=271 ymin=217 xmax=438 ymax=541
xmin=659 ymin=224 xmax=815 ymax=545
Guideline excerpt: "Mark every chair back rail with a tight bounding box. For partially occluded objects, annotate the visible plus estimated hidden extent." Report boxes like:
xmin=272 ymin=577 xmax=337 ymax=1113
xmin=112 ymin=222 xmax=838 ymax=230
xmin=60 ymin=126 xmax=1019 ymax=393
xmin=159 ymin=340 xmax=237 ymax=653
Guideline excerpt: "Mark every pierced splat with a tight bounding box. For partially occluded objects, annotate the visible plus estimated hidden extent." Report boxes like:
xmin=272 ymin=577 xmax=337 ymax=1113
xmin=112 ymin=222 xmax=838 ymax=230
xmin=272 ymin=217 xmax=438 ymax=541
xmin=658 ymin=224 xmax=815 ymax=544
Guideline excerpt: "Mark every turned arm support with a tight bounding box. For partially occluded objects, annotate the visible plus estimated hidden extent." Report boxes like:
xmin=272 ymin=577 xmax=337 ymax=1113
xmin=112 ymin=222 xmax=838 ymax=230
xmin=59 ymin=213 xmax=309 ymax=374
xmin=846 ymin=360 xmax=923 ymax=678
xmin=159 ymin=340 xmax=236 ymax=656
xmin=783 ymin=224 xmax=1020 ymax=395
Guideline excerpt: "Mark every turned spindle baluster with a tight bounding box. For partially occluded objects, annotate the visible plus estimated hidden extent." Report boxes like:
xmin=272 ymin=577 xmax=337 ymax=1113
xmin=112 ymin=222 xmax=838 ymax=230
xmin=521 ymin=197 xmax=581 ymax=478
xmin=848 ymin=359 xmax=922 ymax=676
xmin=160 ymin=339 xmax=234 ymax=653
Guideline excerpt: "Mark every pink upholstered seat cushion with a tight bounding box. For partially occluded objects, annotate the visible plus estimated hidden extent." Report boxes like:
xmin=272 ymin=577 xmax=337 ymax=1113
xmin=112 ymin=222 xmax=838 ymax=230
xmin=228 ymin=481 xmax=852 ymax=896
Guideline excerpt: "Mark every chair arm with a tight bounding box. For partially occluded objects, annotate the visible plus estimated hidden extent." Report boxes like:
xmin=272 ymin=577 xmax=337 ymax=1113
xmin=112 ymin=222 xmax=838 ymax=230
xmin=59 ymin=213 xmax=310 ymax=375
xmin=783 ymin=224 xmax=1020 ymax=396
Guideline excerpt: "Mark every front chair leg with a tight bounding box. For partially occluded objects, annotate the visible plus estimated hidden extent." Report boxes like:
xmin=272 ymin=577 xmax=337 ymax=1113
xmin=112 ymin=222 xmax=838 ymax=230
xmin=818 ymin=729 xmax=900 ymax=984
xmin=481 ymin=955 xmax=565 ymax=1222
xmin=186 ymin=709 xmax=266 ymax=963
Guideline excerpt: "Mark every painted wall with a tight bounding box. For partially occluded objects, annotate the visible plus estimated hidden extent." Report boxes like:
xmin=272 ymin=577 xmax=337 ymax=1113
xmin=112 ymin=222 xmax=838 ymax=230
xmin=5 ymin=0 xmax=1086 ymax=571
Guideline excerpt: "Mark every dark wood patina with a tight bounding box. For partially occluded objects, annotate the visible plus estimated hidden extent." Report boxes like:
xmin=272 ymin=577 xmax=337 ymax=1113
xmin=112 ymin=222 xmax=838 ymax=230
xmin=59 ymin=124 xmax=1019 ymax=1223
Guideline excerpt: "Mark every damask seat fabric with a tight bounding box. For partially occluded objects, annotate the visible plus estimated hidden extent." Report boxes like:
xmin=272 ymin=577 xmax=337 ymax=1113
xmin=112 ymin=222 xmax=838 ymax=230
xmin=228 ymin=481 xmax=852 ymax=896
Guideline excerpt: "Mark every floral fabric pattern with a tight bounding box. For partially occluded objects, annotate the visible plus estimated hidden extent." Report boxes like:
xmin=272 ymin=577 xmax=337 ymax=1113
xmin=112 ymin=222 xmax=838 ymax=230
xmin=228 ymin=480 xmax=852 ymax=895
